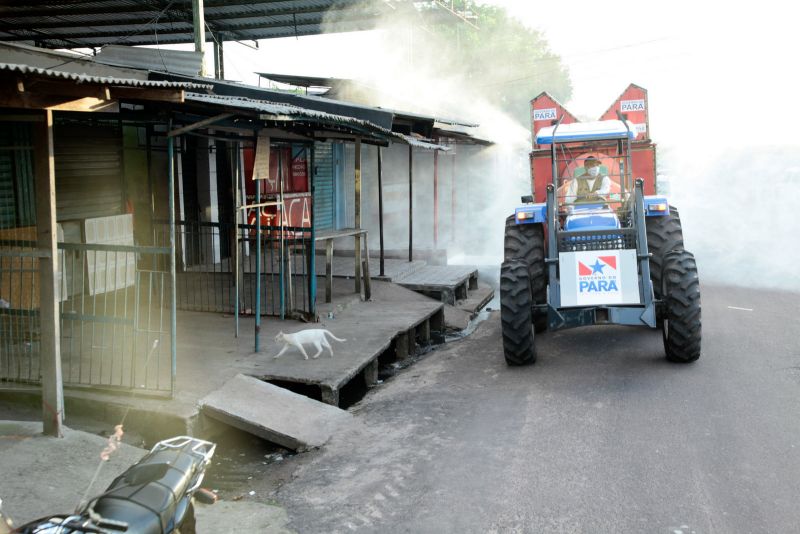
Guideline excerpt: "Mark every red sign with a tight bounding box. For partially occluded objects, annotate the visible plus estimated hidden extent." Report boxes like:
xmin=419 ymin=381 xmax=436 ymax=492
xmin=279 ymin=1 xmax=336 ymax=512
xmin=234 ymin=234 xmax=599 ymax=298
xmin=598 ymin=83 xmax=650 ymax=141
xmin=244 ymin=144 xmax=309 ymax=202
xmin=530 ymin=92 xmax=579 ymax=149
xmin=242 ymin=143 xmax=312 ymax=237
xmin=246 ymin=194 xmax=312 ymax=239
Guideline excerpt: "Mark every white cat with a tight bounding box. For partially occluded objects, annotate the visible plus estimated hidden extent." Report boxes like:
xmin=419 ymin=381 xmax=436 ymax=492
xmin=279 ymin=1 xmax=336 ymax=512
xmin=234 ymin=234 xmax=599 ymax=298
xmin=273 ymin=329 xmax=346 ymax=360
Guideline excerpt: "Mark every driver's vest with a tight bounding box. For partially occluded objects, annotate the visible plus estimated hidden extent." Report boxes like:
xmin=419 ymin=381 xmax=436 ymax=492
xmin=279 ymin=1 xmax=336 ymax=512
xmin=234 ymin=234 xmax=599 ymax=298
xmin=576 ymin=177 xmax=603 ymax=198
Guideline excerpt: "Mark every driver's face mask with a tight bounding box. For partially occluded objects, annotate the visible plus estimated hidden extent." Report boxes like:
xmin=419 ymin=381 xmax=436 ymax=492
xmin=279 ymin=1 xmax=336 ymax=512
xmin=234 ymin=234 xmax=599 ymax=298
xmin=587 ymin=166 xmax=600 ymax=177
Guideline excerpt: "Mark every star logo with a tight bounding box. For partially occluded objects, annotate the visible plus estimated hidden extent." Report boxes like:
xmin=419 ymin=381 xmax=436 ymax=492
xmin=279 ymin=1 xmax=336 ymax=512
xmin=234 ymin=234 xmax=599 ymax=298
xmin=591 ymin=260 xmax=606 ymax=274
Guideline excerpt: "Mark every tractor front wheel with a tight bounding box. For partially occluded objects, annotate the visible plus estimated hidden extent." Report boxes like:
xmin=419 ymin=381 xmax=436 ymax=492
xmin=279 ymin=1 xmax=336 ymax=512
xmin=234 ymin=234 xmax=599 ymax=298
xmin=661 ymin=250 xmax=702 ymax=363
xmin=504 ymin=215 xmax=547 ymax=332
xmin=500 ymin=259 xmax=536 ymax=366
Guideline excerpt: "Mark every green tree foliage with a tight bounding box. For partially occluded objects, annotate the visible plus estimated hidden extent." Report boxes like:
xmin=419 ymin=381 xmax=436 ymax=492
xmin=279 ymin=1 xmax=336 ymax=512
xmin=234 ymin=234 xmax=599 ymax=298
xmin=422 ymin=1 xmax=572 ymax=128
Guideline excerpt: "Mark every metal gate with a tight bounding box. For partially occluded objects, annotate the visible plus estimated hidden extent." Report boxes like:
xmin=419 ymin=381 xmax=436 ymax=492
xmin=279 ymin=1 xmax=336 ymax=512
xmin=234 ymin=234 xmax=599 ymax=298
xmin=0 ymin=239 xmax=174 ymax=396
xmin=162 ymin=220 xmax=315 ymax=320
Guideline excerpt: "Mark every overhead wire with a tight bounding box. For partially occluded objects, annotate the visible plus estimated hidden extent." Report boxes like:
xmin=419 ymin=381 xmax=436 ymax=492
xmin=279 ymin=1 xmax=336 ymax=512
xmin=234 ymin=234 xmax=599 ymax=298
xmin=32 ymin=0 xmax=177 ymax=71
xmin=478 ymin=36 xmax=682 ymax=88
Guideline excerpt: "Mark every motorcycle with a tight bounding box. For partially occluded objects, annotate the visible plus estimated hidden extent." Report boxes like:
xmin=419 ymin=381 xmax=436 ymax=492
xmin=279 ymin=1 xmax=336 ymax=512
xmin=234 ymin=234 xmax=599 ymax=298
xmin=4 ymin=436 xmax=217 ymax=534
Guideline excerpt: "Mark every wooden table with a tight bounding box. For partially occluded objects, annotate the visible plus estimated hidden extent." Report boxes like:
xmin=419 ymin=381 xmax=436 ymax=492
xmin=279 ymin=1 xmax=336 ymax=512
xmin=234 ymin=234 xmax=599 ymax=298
xmin=315 ymin=228 xmax=371 ymax=303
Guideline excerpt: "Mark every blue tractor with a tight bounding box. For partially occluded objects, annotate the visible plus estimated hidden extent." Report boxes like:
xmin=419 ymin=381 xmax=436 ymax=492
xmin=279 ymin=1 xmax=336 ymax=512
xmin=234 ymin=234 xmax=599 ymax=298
xmin=500 ymin=118 xmax=701 ymax=365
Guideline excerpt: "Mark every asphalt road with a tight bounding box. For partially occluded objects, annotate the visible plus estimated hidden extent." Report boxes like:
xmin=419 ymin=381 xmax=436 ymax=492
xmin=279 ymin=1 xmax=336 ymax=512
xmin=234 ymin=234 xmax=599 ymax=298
xmin=273 ymin=284 xmax=800 ymax=533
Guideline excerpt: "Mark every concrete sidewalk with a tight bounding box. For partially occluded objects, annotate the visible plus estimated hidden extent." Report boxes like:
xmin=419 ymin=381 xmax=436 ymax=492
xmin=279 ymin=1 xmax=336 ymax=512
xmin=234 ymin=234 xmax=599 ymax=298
xmin=0 ymin=420 xmax=292 ymax=532
xmin=0 ymin=275 xmax=489 ymax=533
xmin=1 ymin=278 xmax=445 ymax=445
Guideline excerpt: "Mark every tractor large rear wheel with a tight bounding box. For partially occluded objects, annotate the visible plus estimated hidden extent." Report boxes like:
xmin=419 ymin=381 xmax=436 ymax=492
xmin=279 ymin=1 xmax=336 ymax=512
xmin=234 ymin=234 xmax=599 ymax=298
xmin=504 ymin=215 xmax=547 ymax=332
xmin=500 ymin=259 xmax=536 ymax=366
xmin=646 ymin=206 xmax=684 ymax=299
xmin=661 ymin=250 xmax=701 ymax=363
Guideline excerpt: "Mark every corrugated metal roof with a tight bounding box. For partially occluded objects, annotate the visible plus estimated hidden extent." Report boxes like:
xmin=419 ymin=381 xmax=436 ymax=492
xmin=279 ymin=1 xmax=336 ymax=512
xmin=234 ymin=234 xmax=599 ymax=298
xmin=0 ymin=0 xmax=392 ymax=48
xmin=0 ymin=1 xmax=476 ymax=49
xmin=185 ymin=92 xmax=390 ymax=130
xmin=254 ymin=72 xmax=480 ymax=129
xmin=183 ymin=92 xmax=449 ymax=150
xmin=396 ymin=133 xmax=451 ymax=151
xmin=256 ymin=72 xmax=342 ymax=88
xmin=153 ymin=72 xmax=396 ymax=130
xmin=433 ymin=127 xmax=493 ymax=146
xmin=0 ymin=62 xmax=212 ymax=90
xmin=93 ymin=45 xmax=203 ymax=76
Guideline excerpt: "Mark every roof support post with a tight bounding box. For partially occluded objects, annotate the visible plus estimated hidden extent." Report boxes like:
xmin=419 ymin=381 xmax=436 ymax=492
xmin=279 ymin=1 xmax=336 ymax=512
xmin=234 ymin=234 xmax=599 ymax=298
xmin=192 ymin=0 xmax=207 ymax=77
xmin=354 ymin=138 xmax=362 ymax=295
xmin=451 ymin=153 xmax=456 ymax=243
xmin=213 ymin=38 xmax=224 ymax=80
xmin=408 ymin=145 xmax=413 ymax=262
xmin=377 ymin=146 xmax=385 ymax=277
xmin=433 ymin=149 xmax=439 ymax=249
xmin=34 ymin=109 xmax=63 ymax=437
xmin=167 ymin=124 xmax=177 ymax=397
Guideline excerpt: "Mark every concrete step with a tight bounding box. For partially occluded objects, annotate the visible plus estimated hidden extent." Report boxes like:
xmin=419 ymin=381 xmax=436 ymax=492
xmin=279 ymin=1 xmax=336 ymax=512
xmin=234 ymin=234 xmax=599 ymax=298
xmin=394 ymin=265 xmax=479 ymax=305
xmin=455 ymin=283 xmax=495 ymax=315
xmin=199 ymin=374 xmax=353 ymax=452
xmin=441 ymin=284 xmax=494 ymax=331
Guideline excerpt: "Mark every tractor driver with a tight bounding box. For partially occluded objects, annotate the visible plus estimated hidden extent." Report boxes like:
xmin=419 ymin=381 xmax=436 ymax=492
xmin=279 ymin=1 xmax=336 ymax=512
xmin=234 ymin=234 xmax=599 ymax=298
xmin=565 ymin=155 xmax=611 ymax=204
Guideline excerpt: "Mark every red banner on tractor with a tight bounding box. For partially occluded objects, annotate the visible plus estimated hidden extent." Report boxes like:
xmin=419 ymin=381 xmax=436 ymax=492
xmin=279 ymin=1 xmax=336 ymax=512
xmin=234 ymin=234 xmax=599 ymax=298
xmin=529 ymin=84 xmax=657 ymax=203
xmin=530 ymin=92 xmax=579 ymax=150
xmin=598 ymin=83 xmax=650 ymax=141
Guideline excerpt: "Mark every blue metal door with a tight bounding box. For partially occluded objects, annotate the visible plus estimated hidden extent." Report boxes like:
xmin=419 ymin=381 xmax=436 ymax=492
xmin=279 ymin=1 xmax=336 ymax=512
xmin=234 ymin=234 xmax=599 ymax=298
xmin=313 ymin=142 xmax=335 ymax=231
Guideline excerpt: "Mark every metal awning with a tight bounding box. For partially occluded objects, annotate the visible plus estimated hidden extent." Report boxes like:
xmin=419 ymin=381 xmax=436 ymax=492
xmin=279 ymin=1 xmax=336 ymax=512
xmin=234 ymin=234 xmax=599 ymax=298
xmin=151 ymin=71 xmax=396 ymax=130
xmin=256 ymin=72 xmax=344 ymax=89
xmin=185 ymin=92 xmax=383 ymax=127
xmin=397 ymin=133 xmax=450 ymax=151
xmin=0 ymin=62 xmax=211 ymax=90
xmin=181 ymin=93 xmax=451 ymax=149
xmin=0 ymin=0 xmax=478 ymax=49
xmin=182 ymin=92 xmax=398 ymax=143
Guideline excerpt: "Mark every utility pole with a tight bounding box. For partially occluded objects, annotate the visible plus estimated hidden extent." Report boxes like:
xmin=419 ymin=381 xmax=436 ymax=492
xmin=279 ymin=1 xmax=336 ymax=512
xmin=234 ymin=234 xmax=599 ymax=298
xmin=192 ymin=0 xmax=207 ymax=77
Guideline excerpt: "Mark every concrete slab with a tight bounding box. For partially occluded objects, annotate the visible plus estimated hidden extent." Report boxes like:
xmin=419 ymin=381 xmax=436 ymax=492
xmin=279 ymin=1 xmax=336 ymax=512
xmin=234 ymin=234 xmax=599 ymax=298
xmin=200 ymin=374 xmax=353 ymax=452
xmin=443 ymin=305 xmax=472 ymax=331
xmin=393 ymin=265 xmax=478 ymax=304
xmin=257 ymin=281 xmax=443 ymax=405
xmin=455 ymin=284 xmax=495 ymax=315
xmin=394 ymin=264 xmax=478 ymax=288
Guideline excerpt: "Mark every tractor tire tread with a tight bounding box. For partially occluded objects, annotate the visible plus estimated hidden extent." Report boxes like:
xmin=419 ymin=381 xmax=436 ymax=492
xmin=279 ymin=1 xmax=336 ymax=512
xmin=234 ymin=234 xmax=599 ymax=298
xmin=646 ymin=205 xmax=685 ymax=299
xmin=500 ymin=259 xmax=536 ymax=366
xmin=662 ymin=250 xmax=702 ymax=363
xmin=504 ymin=215 xmax=547 ymax=332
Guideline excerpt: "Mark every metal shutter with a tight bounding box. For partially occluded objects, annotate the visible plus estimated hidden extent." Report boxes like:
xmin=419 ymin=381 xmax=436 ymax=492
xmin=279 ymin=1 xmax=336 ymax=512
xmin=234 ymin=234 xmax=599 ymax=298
xmin=54 ymin=124 xmax=124 ymax=221
xmin=0 ymin=153 xmax=14 ymax=228
xmin=313 ymin=142 xmax=335 ymax=231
